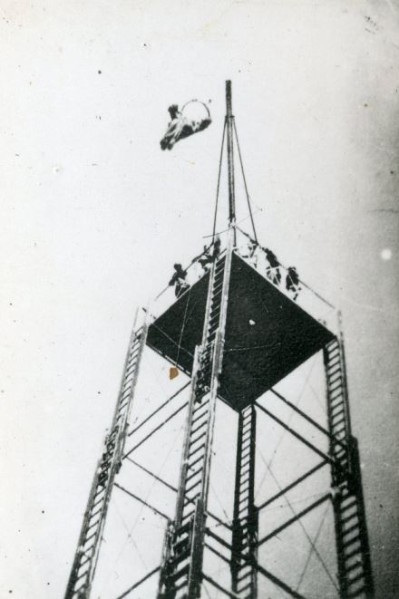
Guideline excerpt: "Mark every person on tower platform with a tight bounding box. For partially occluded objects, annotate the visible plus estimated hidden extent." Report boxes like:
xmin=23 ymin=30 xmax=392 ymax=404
xmin=212 ymin=235 xmax=221 ymax=260
xmin=169 ymin=263 xmax=189 ymax=298
xmin=264 ymin=248 xmax=281 ymax=285
xmin=198 ymin=236 xmax=221 ymax=273
xmin=241 ymin=238 xmax=258 ymax=268
xmin=286 ymin=266 xmax=301 ymax=300
xmin=198 ymin=245 xmax=213 ymax=271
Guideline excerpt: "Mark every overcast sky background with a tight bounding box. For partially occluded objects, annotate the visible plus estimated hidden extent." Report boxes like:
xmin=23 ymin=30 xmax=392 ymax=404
xmin=1 ymin=1 xmax=398 ymax=597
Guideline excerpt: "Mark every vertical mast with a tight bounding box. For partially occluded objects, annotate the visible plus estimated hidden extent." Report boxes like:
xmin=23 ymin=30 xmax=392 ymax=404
xmin=226 ymin=80 xmax=236 ymax=233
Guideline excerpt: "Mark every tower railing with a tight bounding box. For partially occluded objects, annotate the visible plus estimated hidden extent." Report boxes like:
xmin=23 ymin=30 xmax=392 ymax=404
xmin=234 ymin=227 xmax=339 ymax=336
xmin=150 ymin=229 xmax=339 ymax=341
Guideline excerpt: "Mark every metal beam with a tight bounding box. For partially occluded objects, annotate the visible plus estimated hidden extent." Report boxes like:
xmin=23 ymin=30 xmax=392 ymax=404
xmin=126 ymin=458 xmax=177 ymax=492
xmin=115 ymin=483 xmax=169 ymax=521
xmin=255 ymin=402 xmax=333 ymax=464
xmin=269 ymin=388 xmax=346 ymax=449
xmin=157 ymin=241 xmax=234 ymax=598
xmin=123 ymin=401 xmax=188 ymax=459
xmin=64 ymin=325 xmax=148 ymax=599
xmin=116 ymin=566 xmax=160 ymax=599
xmin=205 ymin=542 xmax=231 ymax=566
xmin=206 ymin=527 xmax=233 ymax=552
xmin=128 ymin=382 xmax=190 ymax=437
xmin=258 ymin=493 xmax=331 ymax=547
xmin=231 ymin=405 xmax=258 ymax=597
xmin=253 ymin=562 xmax=308 ymax=599
xmin=203 ymin=574 xmax=240 ymax=599
xmin=226 ymin=80 xmax=236 ymax=225
xmin=126 ymin=457 xmax=232 ymax=531
xmin=257 ymin=460 xmax=327 ymax=512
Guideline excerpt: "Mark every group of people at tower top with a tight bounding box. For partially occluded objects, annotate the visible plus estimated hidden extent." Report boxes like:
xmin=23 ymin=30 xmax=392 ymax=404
xmin=169 ymin=236 xmax=301 ymax=301
xmin=168 ymin=237 xmax=221 ymax=298
xmin=241 ymin=238 xmax=301 ymax=300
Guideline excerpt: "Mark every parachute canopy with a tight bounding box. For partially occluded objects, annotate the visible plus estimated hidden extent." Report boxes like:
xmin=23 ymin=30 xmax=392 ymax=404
xmin=160 ymin=100 xmax=211 ymax=151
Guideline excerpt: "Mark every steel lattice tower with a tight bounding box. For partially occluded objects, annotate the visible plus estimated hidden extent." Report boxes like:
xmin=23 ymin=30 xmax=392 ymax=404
xmin=64 ymin=82 xmax=374 ymax=599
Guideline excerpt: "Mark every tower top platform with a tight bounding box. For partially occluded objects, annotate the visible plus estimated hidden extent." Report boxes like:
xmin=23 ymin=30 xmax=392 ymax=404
xmin=147 ymin=249 xmax=334 ymax=412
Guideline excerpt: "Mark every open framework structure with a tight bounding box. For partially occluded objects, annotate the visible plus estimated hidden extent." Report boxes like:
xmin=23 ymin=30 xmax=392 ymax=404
xmin=64 ymin=82 xmax=374 ymax=599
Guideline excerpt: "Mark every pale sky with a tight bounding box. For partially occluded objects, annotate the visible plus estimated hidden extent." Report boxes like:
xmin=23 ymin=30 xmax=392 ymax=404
xmin=1 ymin=1 xmax=398 ymax=598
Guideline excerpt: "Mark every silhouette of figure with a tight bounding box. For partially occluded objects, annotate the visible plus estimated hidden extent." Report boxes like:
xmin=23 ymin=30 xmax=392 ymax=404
xmin=198 ymin=237 xmax=221 ymax=272
xmin=160 ymin=104 xmax=211 ymax=151
xmin=169 ymin=263 xmax=189 ymax=297
xmin=242 ymin=238 xmax=258 ymax=267
xmin=286 ymin=266 xmax=301 ymax=300
xmin=264 ymin=248 xmax=281 ymax=285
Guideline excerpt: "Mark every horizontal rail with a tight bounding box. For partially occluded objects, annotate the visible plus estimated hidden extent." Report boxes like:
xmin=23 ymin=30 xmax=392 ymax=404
xmin=128 ymin=383 xmax=190 ymax=437
xmin=124 ymin=401 xmax=188 ymax=459
xmin=258 ymin=493 xmax=331 ymax=547
xmin=258 ymin=460 xmax=328 ymax=512
xmin=255 ymin=402 xmax=333 ymax=465
xmin=115 ymin=483 xmax=170 ymax=521
xmin=115 ymin=566 xmax=160 ymax=599
xmin=203 ymin=574 xmax=240 ymax=599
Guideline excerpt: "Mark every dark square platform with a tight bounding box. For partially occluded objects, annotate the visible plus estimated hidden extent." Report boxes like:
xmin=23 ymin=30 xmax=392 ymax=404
xmin=147 ymin=252 xmax=334 ymax=412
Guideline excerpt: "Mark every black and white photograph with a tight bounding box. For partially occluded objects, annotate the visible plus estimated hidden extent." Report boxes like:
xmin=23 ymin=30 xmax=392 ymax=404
xmin=1 ymin=2 xmax=398 ymax=598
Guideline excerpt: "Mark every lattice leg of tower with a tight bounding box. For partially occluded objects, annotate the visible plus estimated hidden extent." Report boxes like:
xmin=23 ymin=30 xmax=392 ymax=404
xmin=64 ymin=323 xmax=148 ymax=599
xmin=231 ymin=404 xmax=258 ymax=599
xmin=324 ymin=337 xmax=374 ymax=599
xmin=158 ymin=244 xmax=233 ymax=599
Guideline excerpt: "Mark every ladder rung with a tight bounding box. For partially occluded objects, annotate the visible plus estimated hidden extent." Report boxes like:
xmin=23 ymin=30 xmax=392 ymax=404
xmin=332 ymin=410 xmax=346 ymax=423
xmin=188 ymin=453 xmax=205 ymax=472
xmin=342 ymin=535 xmax=361 ymax=550
xmin=346 ymin=587 xmax=366 ymax=599
xmin=173 ymin=535 xmax=190 ymax=552
xmin=345 ymin=560 xmax=363 ymax=576
xmin=340 ymin=511 xmax=359 ymax=527
xmin=327 ymin=342 xmax=340 ymax=354
xmin=193 ymin=396 xmax=210 ymax=411
xmin=347 ymin=571 xmax=366 ymax=586
xmin=340 ymin=491 xmax=356 ymax=504
xmin=181 ymin=511 xmax=195 ymax=526
xmin=328 ymin=363 xmax=341 ymax=376
xmin=341 ymin=523 xmax=361 ymax=538
xmin=329 ymin=379 xmax=343 ymax=392
xmin=169 ymin=564 xmax=189 ymax=584
xmin=327 ymin=354 xmax=340 ymax=366
xmin=330 ymin=405 xmax=345 ymax=417
xmin=191 ymin=419 xmax=208 ymax=437
xmin=127 ymin=349 xmax=139 ymax=362
xmin=189 ymin=429 xmax=207 ymax=447
xmin=190 ymin=420 xmax=208 ymax=445
xmin=211 ymin=290 xmax=223 ymax=301
xmin=83 ymin=531 xmax=97 ymax=546
xmin=74 ymin=568 xmax=90 ymax=584
xmin=329 ymin=393 xmax=344 ymax=405
xmin=185 ymin=468 xmax=202 ymax=485
xmin=241 ymin=438 xmax=251 ymax=450
xmin=190 ymin=413 xmax=208 ymax=432
xmin=86 ymin=517 xmax=101 ymax=532
xmin=188 ymin=442 xmax=206 ymax=460
xmin=344 ymin=544 xmax=362 ymax=561
xmin=185 ymin=479 xmax=202 ymax=496
xmin=176 ymin=521 xmax=192 ymax=536
xmin=174 ymin=577 xmax=190 ymax=593
xmin=328 ymin=362 xmax=342 ymax=375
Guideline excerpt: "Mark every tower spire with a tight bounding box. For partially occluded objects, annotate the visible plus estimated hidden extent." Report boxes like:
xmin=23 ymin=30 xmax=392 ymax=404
xmin=226 ymin=80 xmax=236 ymax=229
